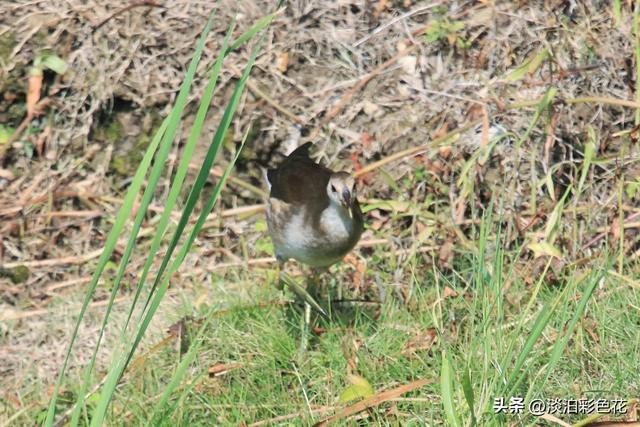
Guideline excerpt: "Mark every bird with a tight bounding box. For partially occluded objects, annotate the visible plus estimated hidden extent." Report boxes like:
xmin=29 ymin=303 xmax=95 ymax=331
xmin=265 ymin=142 xmax=364 ymax=302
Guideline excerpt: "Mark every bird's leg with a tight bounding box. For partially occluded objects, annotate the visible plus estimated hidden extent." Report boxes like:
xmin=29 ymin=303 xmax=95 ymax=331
xmin=275 ymin=256 xmax=286 ymax=290
xmin=307 ymin=267 xmax=319 ymax=301
xmin=298 ymin=299 xmax=311 ymax=357
xmin=277 ymin=259 xmax=328 ymax=318
xmin=307 ymin=267 xmax=329 ymax=304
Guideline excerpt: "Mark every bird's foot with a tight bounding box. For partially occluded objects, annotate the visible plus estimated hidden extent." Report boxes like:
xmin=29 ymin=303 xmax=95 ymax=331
xmin=279 ymin=271 xmax=328 ymax=319
xmin=307 ymin=266 xmax=329 ymax=301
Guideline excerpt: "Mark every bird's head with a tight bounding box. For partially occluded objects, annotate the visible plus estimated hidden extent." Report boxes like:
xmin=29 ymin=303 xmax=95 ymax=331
xmin=327 ymin=172 xmax=357 ymax=215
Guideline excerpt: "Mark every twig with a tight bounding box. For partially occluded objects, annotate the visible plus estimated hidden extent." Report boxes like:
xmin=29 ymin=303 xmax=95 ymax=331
xmin=246 ymin=78 xmax=304 ymax=124
xmin=46 ymin=276 xmax=92 ymax=292
xmin=228 ymin=64 xmax=304 ymax=124
xmin=353 ymin=2 xmax=441 ymax=47
xmin=6 ymin=99 xmax=52 ymax=145
xmin=209 ymin=166 xmax=268 ymax=198
xmin=504 ymin=96 xmax=640 ymax=110
xmin=92 ymin=0 xmax=166 ymax=32
xmin=314 ymin=378 xmax=432 ymax=426
xmin=581 ymin=211 xmax=640 ymax=250
xmin=354 ymin=120 xmax=481 ymax=177
xmin=308 ymin=45 xmax=417 ymax=141
xmin=38 ymin=210 xmax=103 ymax=218
xmin=209 ymin=256 xmax=276 ymax=270
xmin=0 ymin=295 xmax=130 ymax=321
xmin=2 ymin=249 xmax=103 ymax=269
xmin=52 ymin=375 xmax=109 ymax=427
xmin=248 ymin=406 xmax=336 ymax=427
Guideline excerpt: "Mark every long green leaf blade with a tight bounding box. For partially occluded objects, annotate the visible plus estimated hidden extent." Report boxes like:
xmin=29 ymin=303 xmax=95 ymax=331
xmin=441 ymin=352 xmax=462 ymax=427
xmin=88 ymin=14 xmax=216 ymax=427
xmin=125 ymin=28 xmax=267 ymax=375
xmin=147 ymin=133 xmax=248 ymax=425
xmin=42 ymin=118 xmax=169 ymax=427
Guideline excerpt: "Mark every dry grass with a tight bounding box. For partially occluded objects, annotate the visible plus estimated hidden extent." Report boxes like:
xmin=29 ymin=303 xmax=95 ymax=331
xmin=1 ymin=0 xmax=640 ymax=423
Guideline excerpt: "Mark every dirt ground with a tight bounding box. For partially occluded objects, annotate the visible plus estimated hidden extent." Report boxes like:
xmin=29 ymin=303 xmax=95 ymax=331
xmin=1 ymin=0 xmax=640 ymax=421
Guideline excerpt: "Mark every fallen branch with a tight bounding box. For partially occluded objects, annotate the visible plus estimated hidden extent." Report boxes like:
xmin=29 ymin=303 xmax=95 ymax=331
xmin=0 ymin=295 xmax=129 ymax=322
xmin=2 ymin=249 xmax=103 ymax=269
xmin=313 ymin=378 xmax=432 ymax=426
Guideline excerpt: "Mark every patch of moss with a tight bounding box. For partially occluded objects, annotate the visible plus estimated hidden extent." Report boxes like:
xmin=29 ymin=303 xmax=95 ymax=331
xmin=0 ymin=265 xmax=30 ymax=284
xmin=0 ymin=32 xmax=27 ymax=123
xmin=0 ymin=31 xmax=16 ymax=64
xmin=109 ymin=130 xmax=151 ymax=177
xmin=134 ymin=132 xmax=151 ymax=151
xmin=0 ymin=32 xmax=23 ymax=102
xmin=7 ymin=102 xmax=26 ymax=121
xmin=109 ymin=156 xmax=130 ymax=176
xmin=103 ymin=118 xmax=124 ymax=143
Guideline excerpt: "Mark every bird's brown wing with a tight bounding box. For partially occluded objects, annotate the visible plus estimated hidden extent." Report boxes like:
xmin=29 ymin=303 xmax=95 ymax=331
xmin=267 ymin=142 xmax=332 ymax=208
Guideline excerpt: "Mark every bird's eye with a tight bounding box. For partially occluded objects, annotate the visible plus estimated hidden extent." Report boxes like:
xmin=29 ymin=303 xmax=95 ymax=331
xmin=331 ymin=185 xmax=337 ymax=193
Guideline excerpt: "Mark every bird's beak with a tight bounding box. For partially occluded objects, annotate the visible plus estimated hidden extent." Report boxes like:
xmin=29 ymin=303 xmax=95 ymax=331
xmin=341 ymin=189 xmax=351 ymax=208
xmin=341 ymin=189 xmax=352 ymax=218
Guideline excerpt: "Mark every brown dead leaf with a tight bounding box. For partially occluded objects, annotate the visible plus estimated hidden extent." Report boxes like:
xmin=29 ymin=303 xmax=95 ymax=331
xmin=373 ymin=0 xmax=390 ymax=18
xmin=35 ymin=125 xmax=50 ymax=158
xmin=27 ymin=70 xmax=43 ymax=118
xmin=208 ymin=362 xmax=242 ymax=377
xmin=368 ymin=210 xmax=385 ymax=231
xmin=465 ymin=103 xmax=484 ymax=121
xmin=345 ymin=254 xmax=366 ymax=293
xmin=438 ymin=239 xmax=455 ymax=270
xmin=342 ymin=333 xmax=361 ymax=375
xmin=454 ymin=199 xmax=466 ymax=225
xmin=3 ymin=91 xmax=17 ymax=103
xmin=582 ymin=319 xmax=599 ymax=343
xmin=426 ymin=159 xmax=444 ymax=175
xmin=351 ymin=150 xmax=373 ymax=186
xmin=479 ymin=106 xmax=490 ymax=148
xmin=2 ymin=391 xmax=22 ymax=409
xmin=443 ymin=286 xmax=458 ymax=299
xmin=276 ymin=51 xmax=289 ymax=73
xmin=432 ymin=122 xmax=449 ymax=140
xmin=361 ymin=132 xmax=374 ymax=148
xmin=438 ymin=145 xmax=452 ymax=159
xmin=402 ymin=328 xmax=437 ymax=355
xmin=543 ymin=109 xmax=559 ymax=170
xmin=312 ymin=326 xmax=328 ymax=336
xmin=610 ymin=215 xmax=622 ymax=242
xmin=476 ymin=40 xmax=495 ymax=69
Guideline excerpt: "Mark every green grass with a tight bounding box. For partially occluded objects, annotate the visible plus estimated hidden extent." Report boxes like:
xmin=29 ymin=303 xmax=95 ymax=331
xmin=73 ymin=234 xmax=638 ymax=426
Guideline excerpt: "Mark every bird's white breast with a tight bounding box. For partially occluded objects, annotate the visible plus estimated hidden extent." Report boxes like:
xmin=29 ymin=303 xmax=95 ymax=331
xmin=274 ymin=202 xmax=353 ymax=267
xmin=319 ymin=203 xmax=352 ymax=240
